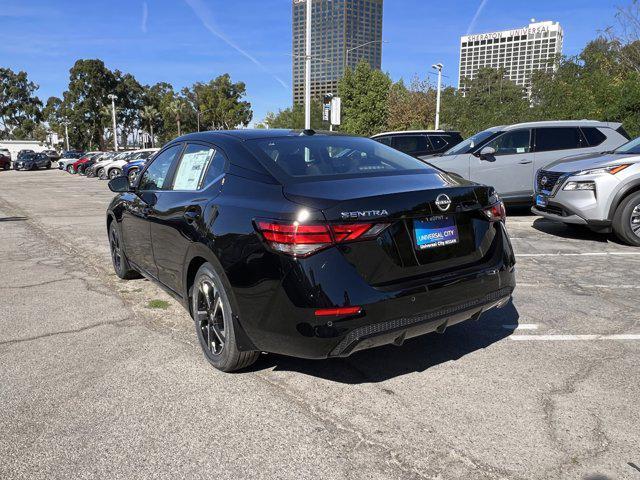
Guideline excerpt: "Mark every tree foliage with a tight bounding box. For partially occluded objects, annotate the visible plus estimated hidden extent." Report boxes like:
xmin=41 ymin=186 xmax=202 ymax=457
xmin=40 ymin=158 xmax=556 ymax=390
xmin=338 ymin=60 xmax=392 ymax=136
xmin=263 ymin=101 xmax=325 ymax=130
xmin=0 ymin=67 xmax=42 ymax=140
xmin=183 ymin=74 xmax=253 ymax=131
xmin=386 ymin=76 xmax=436 ymax=131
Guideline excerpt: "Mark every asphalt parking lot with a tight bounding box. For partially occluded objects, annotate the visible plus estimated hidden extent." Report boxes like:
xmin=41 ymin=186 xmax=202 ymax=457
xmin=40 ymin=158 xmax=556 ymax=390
xmin=1 ymin=168 xmax=639 ymax=480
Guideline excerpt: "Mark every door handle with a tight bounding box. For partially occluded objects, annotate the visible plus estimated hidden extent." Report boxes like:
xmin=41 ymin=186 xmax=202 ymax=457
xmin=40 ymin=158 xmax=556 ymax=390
xmin=183 ymin=208 xmax=201 ymax=223
xmin=518 ymin=159 xmax=533 ymax=164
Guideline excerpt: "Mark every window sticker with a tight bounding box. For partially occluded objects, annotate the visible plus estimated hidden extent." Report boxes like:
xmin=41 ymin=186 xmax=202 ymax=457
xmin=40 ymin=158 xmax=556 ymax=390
xmin=173 ymin=149 xmax=214 ymax=190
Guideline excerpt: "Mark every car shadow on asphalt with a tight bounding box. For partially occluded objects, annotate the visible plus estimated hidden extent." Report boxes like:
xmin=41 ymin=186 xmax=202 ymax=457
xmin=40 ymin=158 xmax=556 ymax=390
xmin=250 ymin=301 xmax=519 ymax=384
xmin=531 ymin=218 xmax=618 ymax=244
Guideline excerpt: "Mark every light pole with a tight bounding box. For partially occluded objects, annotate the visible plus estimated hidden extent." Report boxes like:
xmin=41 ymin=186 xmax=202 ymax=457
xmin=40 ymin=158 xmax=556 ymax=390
xmin=197 ymin=108 xmax=216 ymax=132
xmin=107 ymin=94 xmax=119 ymax=151
xmin=345 ymin=40 xmax=387 ymax=71
xmin=63 ymin=121 xmax=70 ymax=151
xmin=304 ymin=0 xmax=312 ymax=130
xmin=432 ymin=63 xmax=443 ymax=130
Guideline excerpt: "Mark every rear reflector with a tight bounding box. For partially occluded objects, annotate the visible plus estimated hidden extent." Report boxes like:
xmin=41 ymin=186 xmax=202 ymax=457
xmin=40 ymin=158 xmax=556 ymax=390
xmin=315 ymin=306 xmax=362 ymax=317
xmin=256 ymin=220 xmax=389 ymax=257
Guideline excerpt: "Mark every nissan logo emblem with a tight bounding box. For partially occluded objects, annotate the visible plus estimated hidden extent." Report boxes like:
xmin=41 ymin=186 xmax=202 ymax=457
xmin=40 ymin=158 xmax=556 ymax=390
xmin=435 ymin=194 xmax=452 ymax=212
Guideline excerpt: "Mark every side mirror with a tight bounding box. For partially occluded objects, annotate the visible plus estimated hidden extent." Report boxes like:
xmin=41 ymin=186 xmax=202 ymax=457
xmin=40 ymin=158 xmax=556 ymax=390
xmin=479 ymin=146 xmax=496 ymax=161
xmin=108 ymin=176 xmax=132 ymax=193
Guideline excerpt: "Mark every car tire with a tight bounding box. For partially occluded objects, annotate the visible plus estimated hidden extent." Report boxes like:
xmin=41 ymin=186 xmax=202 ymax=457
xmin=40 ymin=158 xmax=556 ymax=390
xmin=97 ymin=168 xmax=106 ymax=180
xmin=46 ymin=162 xmax=51 ymax=169
xmin=67 ymin=165 xmax=75 ymax=174
xmin=128 ymin=169 xmax=138 ymax=183
xmin=109 ymin=222 xmax=142 ymax=280
xmin=109 ymin=168 xmax=122 ymax=180
xmin=613 ymin=191 xmax=640 ymax=247
xmin=2 ymin=164 xmax=8 ymax=170
xmin=191 ymin=263 xmax=260 ymax=373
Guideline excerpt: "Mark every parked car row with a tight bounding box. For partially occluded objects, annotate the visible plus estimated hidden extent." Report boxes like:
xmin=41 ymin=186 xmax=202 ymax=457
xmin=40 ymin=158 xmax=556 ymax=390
xmin=58 ymin=148 xmax=159 ymax=181
xmin=374 ymin=120 xmax=639 ymax=246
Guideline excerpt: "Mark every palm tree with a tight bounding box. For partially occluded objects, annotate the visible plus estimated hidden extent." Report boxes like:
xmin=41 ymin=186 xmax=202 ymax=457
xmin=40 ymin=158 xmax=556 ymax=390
xmin=140 ymin=106 xmax=159 ymax=147
xmin=167 ymin=99 xmax=186 ymax=137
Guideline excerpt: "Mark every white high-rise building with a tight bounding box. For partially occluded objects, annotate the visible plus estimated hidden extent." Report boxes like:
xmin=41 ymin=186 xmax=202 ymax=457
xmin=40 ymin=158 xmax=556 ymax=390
xmin=458 ymin=20 xmax=563 ymax=91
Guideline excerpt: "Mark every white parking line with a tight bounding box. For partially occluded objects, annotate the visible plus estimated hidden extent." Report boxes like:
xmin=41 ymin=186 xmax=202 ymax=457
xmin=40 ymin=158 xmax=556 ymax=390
xmin=510 ymin=334 xmax=640 ymax=341
xmin=502 ymin=324 xmax=538 ymax=330
xmin=516 ymin=252 xmax=640 ymax=257
xmin=517 ymin=283 xmax=640 ymax=289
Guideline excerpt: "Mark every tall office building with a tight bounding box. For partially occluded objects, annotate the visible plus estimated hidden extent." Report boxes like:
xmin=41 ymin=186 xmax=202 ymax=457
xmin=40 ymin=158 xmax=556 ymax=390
xmin=458 ymin=20 xmax=563 ymax=91
xmin=292 ymin=0 xmax=383 ymax=105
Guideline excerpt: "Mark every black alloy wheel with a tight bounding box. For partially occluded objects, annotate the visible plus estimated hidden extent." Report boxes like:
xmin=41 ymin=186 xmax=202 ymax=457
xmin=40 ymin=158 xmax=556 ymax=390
xmin=109 ymin=223 xmax=141 ymax=279
xmin=192 ymin=263 xmax=259 ymax=372
xmin=128 ymin=168 xmax=138 ymax=183
xmin=196 ymin=279 xmax=227 ymax=356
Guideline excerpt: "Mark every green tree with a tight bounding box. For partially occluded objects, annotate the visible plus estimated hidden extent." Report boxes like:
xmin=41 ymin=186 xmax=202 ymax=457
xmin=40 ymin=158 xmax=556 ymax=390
xmin=143 ymin=82 xmax=175 ymax=144
xmin=263 ymin=101 xmax=324 ymax=129
xmin=183 ymin=74 xmax=253 ymax=130
xmin=387 ymin=76 xmax=436 ymax=131
xmin=140 ymin=105 xmax=160 ymax=147
xmin=114 ymin=71 xmax=145 ymax=147
xmin=338 ymin=60 xmax=392 ymax=136
xmin=0 ymin=67 xmax=42 ymax=139
xmin=63 ymin=59 xmax=117 ymax=149
xmin=442 ymin=68 xmax=530 ymax=137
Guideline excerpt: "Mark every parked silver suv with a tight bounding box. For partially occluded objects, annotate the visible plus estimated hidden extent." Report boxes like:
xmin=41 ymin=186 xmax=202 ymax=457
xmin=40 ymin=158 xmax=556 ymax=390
xmin=428 ymin=120 xmax=629 ymax=204
xmin=532 ymin=136 xmax=640 ymax=246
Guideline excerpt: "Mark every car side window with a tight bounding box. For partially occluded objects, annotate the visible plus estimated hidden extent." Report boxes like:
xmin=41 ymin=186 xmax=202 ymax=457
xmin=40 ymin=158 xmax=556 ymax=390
xmin=375 ymin=136 xmax=392 ymax=146
xmin=392 ymin=135 xmax=432 ymax=155
xmin=485 ymin=129 xmax=531 ymax=156
xmin=581 ymin=127 xmax=607 ymax=147
xmin=172 ymin=143 xmax=226 ymax=191
xmin=535 ymin=128 xmax=584 ymax=152
xmin=138 ymin=144 xmax=183 ymax=191
xmin=429 ymin=135 xmax=449 ymax=151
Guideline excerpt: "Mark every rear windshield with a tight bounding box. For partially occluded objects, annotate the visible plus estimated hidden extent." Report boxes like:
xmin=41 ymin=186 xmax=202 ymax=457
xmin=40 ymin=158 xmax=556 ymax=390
xmin=245 ymin=136 xmax=436 ymax=182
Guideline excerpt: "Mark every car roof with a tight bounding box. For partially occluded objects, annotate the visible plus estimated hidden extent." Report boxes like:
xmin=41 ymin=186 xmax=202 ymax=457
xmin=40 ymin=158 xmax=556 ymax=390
xmin=174 ymin=129 xmax=350 ymax=143
xmin=498 ymin=120 xmax=623 ymax=131
xmin=372 ymin=130 xmax=460 ymax=137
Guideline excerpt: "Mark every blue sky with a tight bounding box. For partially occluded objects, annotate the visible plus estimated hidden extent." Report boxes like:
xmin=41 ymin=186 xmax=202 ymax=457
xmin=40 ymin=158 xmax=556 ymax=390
xmin=0 ymin=0 xmax=621 ymax=124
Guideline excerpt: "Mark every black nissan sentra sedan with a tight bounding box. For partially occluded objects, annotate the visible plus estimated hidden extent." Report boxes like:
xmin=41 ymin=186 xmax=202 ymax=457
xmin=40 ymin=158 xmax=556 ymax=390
xmin=107 ymin=130 xmax=516 ymax=372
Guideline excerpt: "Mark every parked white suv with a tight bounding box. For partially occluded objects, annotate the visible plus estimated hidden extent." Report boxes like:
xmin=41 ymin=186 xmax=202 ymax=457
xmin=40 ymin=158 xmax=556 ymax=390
xmin=427 ymin=120 xmax=629 ymax=204
xmin=532 ymin=136 xmax=640 ymax=246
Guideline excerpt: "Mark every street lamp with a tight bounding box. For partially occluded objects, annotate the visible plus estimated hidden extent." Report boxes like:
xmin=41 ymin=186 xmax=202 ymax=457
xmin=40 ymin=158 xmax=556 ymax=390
xmin=107 ymin=94 xmax=119 ymax=151
xmin=432 ymin=63 xmax=443 ymax=130
xmin=345 ymin=40 xmax=387 ymax=70
xmin=304 ymin=0 xmax=312 ymax=130
xmin=196 ymin=107 xmax=215 ymax=132
xmin=61 ymin=121 xmax=70 ymax=151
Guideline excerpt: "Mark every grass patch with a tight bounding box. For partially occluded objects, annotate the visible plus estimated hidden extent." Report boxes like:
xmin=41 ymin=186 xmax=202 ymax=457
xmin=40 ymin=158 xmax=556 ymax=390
xmin=147 ymin=299 xmax=170 ymax=310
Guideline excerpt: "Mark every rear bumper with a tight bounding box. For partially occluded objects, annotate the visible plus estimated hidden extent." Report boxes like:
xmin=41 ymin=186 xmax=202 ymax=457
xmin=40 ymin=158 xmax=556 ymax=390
xmin=329 ymin=287 xmax=512 ymax=357
xmin=233 ymin=223 xmax=516 ymax=359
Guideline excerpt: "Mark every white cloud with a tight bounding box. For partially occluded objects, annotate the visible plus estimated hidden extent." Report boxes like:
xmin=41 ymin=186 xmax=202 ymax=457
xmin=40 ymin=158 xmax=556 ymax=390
xmin=466 ymin=0 xmax=490 ymax=35
xmin=142 ymin=1 xmax=149 ymax=33
xmin=183 ymin=0 xmax=289 ymax=90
